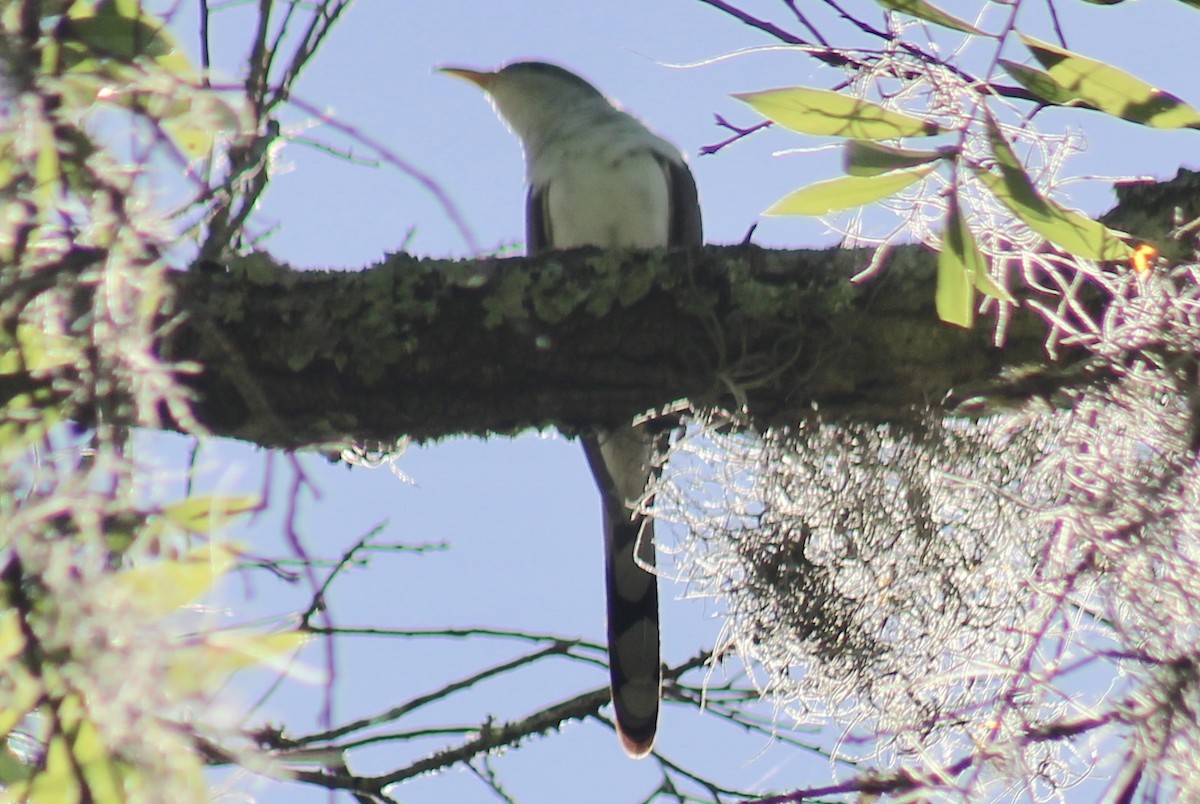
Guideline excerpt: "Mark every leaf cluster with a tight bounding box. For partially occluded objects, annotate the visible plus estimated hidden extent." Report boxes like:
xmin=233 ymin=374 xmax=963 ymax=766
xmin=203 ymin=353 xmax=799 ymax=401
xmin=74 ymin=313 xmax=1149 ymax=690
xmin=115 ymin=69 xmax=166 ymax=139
xmin=730 ymin=0 xmax=1199 ymax=328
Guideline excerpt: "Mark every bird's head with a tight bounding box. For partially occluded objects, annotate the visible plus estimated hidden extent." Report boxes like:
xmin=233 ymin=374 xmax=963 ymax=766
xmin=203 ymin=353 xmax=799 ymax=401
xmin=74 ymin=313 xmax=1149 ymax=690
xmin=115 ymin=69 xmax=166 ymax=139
xmin=438 ymin=61 xmax=612 ymax=151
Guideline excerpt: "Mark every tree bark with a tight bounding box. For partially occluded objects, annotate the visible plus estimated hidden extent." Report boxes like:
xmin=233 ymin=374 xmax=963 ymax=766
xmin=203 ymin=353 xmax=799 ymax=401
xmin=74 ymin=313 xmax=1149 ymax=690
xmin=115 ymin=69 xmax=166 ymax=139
xmin=157 ymin=168 xmax=1200 ymax=450
xmin=159 ymin=243 xmax=1045 ymax=449
xmin=8 ymin=171 xmax=1197 ymax=451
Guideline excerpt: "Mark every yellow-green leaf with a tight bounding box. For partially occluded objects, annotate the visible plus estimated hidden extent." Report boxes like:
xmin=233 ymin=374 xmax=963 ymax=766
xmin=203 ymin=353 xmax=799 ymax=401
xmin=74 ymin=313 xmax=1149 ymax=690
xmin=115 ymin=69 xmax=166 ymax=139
xmin=34 ymin=132 xmax=61 ymax=205
xmin=0 ymin=390 xmax=62 ymax=456
xmin=843 ymin=140 xmax=949 ymax=176
xmin=983 ymin=115 xmax=1024 ymax=174
xmin=0 ymin=346 xmax=19 ymax=376
xmin=167 ymin=631 xmax=314 ymax=693
xmin=733 ymin=87 xmax=940 ymax=139
xmin=24 ymin=733 xmax=82 ymax=804
xmin=14 ymin=694 xmax=123 ymax=804
xmin=18 ymin=325 xmax=78 ymax=375
xmin=954 ymin=198 xmax=1014 ymax=304
xmin=162 ymin=117 xmax=214 ymax=160
xmin=978 ymin=118 xmax=1132 ymax=261
xmin=764 ymin=163 xmax=936 ymax=216
xmin=212 ymin=630 xmax=313 ymax=676
xmin=0 ymin=739 xmax=33 ymax=785
xmin=61 ymin=0 xmax=197 ymax=81
xmin=69 ymin=717 xmax=123 ymax=803
xmin=113 ymin=542 xmax=239 ymax=616
xmin=0 ymin=666 xmax=40 ymax=739
xmin=876 ymin=0 xmax=984 ymax=34
xmin=998 ymin=59 xmax=1089 ymax=107
xmin=162 ymin=494 xmax=259 ymax=534
xmin=62 ymin=15 xmax=171 ymax=62
xmin=937 ymin=198 xmax=981 ymax=328
xmin=974 ymin=166 xmax=1132 ymax=261
xmin=936 ymin=245 xmax=974 ymax=328
xmin=973 ymin=259 xmax=1015 ymax=303
xmin=148 ymin=45 xmax=199 ymax=85
xmin=0 ymin=609 xmax=25 ymax=661
xmin=160 ymin=93 xmax=243 ymax=160
xmin=0 ymin=133 xmax=14 ymax=192
xmin=1021 ymin=35 xmax=1200 ymax=128
xmin=0 ymin=325 xmax=77 ymax=376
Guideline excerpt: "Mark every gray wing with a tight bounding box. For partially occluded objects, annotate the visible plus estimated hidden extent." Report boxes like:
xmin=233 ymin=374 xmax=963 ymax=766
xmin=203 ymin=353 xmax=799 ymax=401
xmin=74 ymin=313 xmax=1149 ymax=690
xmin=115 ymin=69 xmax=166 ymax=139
xmin=665 ymin=157 xmax=703 ymax=249
xmin=526 ymin=182 xmax=550 ymax=256
xmin=526 ymin=153 xmax=702 ymax=254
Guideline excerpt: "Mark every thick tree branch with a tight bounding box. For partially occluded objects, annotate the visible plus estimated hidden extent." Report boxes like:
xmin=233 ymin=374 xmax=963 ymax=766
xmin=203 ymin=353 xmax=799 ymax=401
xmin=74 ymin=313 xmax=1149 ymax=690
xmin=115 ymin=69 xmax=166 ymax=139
xmin=7 ymin=171 xmax=1196 ymax=452
xmin=164 ymin=242 xmax=1055 ymax=449
xmin=155 ymin=169 xmax=1196 ymax=451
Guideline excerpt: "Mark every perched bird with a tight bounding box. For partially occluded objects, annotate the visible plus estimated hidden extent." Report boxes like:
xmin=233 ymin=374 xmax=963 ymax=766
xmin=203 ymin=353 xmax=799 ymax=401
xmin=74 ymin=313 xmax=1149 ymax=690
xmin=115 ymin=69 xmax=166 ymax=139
xmin=440 ymin=61 xmax=702 ymax=757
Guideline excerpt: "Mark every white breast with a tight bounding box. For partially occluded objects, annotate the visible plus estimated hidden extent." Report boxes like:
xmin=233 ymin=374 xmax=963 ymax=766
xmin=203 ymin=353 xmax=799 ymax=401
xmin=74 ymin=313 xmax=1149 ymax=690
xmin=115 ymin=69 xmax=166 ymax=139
xmin=542 ymin=147 xmax=671 ymax=250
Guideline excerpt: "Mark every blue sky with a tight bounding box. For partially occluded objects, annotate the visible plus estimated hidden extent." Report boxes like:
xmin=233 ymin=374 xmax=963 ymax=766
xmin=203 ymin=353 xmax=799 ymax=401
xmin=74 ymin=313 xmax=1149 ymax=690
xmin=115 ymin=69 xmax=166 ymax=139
xmin=148 ymin=2 xmax=1200 ymax=802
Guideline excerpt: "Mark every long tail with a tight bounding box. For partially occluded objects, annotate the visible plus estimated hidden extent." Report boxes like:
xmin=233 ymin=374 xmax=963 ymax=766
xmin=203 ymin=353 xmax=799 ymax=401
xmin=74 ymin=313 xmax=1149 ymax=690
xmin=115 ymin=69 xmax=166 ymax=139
xmin=582 ymin=427 xmax=661 ymax=758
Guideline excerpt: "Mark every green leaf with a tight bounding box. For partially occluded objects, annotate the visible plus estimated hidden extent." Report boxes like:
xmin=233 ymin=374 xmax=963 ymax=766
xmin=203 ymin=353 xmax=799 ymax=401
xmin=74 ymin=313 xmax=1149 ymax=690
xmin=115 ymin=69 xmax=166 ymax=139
xmin=972 ymin=257 xmax=1016 ymax=303
xmin=0 ymin=665 xmax=40 ymax=739
xmin=22 ymin=734 xmax=82 ymax=803
xmin=875 ymin=0 xmax=984 ymax=34
xmin=0 ymin=609 xmax=25 ymax=662
xmin=146 ymin=39 xmax=196 ymax=84
xmin=0 ymin=133 xmax=14 ymax=191
xmin=68 ymin=714 xmax=123 ymax=803
xmin=0 ymin=611 xmax=40 ymax=743
xmin=63 ymin=14 xmax=172 ymax=62
xmin=979 ymin=117 xmax=1132 ymax=261
xmin=1021 ymin=34 xmax=1200 ymax=128
xmin=161 ymin=92 xmax=243 ymax=160
xmin=733 ymin=87 xmax=940 ymax=139
xmin=168 ymin=631 xmax=314 ymax=693
xmin=13 ymin=695 xmax=126 ymax=804
xmin=998 ymin=59 xmax=1089 ymax=107
xmin=764 ymin=163 xmax=937 ymax=216
xmin=982 ymin=115 xmax=1025 ymax=174
xmin=0 ymin=738 xmax=33 ymax=785
xmin=937 ymin=241 xmax=974 ymax=328
xmin=0 ymin=347 xmax=19 ymax=377
xmin=0 ymin=325 xmax=79 ymax=375
xmin=843 ymin=140 xmax=948 ymax=177
xmin=61 ymin=0 xmax=197 ymax=81
xmin=162 ymin=494 xmax=259 ymax=534
xmin=0 ymin=390 xmax=62 ymax=456
xmin=34 ymin=131 xmax=61 ymax=205
xmin=942 ymin=195 xmax=1015 ymax=309
xmin=162 ymin=116 xmax=213 ymax=160
xmin=937 ymin=196 xmax=984 ymax=328
xmin=113 ymin=543 xmax=239 ymax=615
xmin=60 ymin=70 xmax=242 ymax=162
